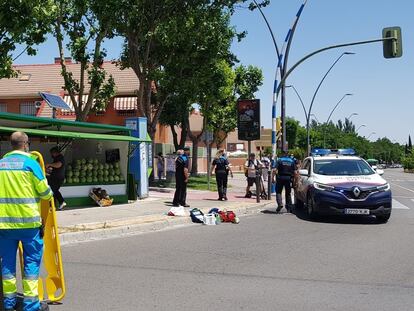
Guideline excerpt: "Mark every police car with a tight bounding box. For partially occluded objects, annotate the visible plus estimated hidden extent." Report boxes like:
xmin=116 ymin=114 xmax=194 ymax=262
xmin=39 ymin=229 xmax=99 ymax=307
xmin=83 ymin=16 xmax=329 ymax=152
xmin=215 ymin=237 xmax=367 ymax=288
xmin=295 ymin=149 xmax=392 ymax=223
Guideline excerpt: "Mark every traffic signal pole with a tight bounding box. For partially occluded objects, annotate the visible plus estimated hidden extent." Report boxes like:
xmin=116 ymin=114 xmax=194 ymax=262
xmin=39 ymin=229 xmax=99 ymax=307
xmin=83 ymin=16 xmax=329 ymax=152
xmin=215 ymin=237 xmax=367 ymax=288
xmin=276 ymin=37 xmax=398 ymax=97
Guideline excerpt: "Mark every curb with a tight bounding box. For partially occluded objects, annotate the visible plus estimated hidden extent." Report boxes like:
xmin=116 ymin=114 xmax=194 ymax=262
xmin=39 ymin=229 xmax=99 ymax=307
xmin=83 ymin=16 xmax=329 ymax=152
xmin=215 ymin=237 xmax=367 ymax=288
xmin=59 ymin=201 xmax=275 ymax=245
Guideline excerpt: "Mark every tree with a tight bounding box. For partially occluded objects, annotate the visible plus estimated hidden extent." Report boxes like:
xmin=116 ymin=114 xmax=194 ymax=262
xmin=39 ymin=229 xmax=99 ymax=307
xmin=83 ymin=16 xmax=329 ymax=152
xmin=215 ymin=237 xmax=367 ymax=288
xmin=53 ymin=0 xmax=116 ymax=121
xmin=234 ymin=65 xmax=263 ymax=99
xmin=209 ymin=64 xmax=263 ymax=149
xmin=114 ymin=0 xmax=248 ymax=140
xmin=408 ymin=135 xmax=412 ymax=153
xmin=286 ymin=118 xmax=300 ymax=149
xmin=343 ymin=118 xmax=355 ymax=134
xmin=154 ymin=6 xmax=239 ymax=175
xmin=159 ymin=95 xmax=191 ymax=151
xmin=0 ymin=0 xmax=53 ymax=78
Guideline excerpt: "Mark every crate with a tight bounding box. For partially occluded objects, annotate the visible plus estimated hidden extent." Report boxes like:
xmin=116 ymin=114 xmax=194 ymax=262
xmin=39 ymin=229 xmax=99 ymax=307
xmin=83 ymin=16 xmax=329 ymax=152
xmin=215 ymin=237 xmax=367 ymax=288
xmin=89 ymin=192 xmax=113 ymax=207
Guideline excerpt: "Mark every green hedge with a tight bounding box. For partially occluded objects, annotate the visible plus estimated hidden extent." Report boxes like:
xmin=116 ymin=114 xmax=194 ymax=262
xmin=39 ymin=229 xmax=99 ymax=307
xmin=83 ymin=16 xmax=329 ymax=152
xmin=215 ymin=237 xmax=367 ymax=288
xmin=403 ymin=157 xmax=414 ymax=170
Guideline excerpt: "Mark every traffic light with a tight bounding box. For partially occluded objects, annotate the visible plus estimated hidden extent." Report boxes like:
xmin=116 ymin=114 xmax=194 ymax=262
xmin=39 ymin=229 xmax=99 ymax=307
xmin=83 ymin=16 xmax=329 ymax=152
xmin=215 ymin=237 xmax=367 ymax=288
xmin=382 ymin=27 xmax=402 ymax=58
xmin=276 ymin=117 xmax=281 ymax=137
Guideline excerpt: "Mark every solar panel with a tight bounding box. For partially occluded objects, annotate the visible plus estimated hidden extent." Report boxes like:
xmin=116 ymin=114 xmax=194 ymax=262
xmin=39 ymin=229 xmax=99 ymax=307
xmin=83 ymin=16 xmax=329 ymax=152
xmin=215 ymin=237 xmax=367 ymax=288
xmin=39 ymin=92 xmax=72 ymax=110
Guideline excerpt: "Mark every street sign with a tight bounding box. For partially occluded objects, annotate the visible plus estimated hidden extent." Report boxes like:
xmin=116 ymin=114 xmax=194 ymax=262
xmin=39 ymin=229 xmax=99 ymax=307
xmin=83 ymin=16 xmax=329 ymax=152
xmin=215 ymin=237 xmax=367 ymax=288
xmin=237 ymin=99 xmax=261 ymax=141
xmin=203 ymin=130 xmax=213 ymax=142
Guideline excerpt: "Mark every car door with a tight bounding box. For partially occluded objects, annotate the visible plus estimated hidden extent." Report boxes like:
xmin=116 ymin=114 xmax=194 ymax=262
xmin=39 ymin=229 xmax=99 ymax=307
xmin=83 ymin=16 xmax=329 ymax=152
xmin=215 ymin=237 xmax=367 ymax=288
xmin=297 ymin=158 xmax=311 ymax=201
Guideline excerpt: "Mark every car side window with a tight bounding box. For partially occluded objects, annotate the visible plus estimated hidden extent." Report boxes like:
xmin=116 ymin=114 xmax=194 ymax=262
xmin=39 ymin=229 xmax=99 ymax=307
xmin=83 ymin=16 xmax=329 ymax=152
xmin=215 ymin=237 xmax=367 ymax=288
xmin=302 ymin=159 xmax=311 ymax=172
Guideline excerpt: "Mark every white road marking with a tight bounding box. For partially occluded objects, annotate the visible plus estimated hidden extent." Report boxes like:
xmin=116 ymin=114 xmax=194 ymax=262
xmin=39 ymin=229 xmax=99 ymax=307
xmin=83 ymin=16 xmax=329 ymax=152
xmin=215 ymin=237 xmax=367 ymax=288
xmin=390 ymin=182 xmax=414 ymax=194
xmin=392 ymin=199 xmax=410 ymax=209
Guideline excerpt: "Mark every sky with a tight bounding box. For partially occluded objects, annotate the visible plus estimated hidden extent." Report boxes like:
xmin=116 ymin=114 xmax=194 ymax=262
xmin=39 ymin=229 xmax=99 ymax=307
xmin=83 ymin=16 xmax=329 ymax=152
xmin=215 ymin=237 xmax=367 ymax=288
xmin=13 ymin=0 xmax=413 ymax=144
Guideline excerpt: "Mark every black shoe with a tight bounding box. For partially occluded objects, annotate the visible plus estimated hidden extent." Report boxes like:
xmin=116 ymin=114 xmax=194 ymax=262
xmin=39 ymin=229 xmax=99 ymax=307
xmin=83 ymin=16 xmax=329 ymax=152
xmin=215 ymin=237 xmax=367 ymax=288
xmin=276 ymin=206 xmax=283 ymax=213
xmin=40 ymin=301 xmax=50 ymax=311
xmin=182 ymin=204 xmax=190 ymax=207
xmin=218 ymin=197 xmax=223 ymax=201
xmin=172 ymin=203 xmax=180 ymax=207
xmin=224 ymin=196 xmax=228 ymax=201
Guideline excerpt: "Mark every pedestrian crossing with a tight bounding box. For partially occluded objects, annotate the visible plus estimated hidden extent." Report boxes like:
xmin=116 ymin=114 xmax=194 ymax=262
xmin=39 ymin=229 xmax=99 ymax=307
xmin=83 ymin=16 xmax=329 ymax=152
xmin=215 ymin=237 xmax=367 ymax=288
xmin=392 ymin=199 xmax=410 ymax=209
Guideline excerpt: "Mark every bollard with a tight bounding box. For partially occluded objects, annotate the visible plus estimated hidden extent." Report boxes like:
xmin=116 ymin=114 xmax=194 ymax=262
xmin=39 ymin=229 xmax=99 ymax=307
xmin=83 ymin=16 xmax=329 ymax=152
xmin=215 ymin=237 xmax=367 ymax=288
xmin=256 ymin=169 xmax=260 ymax=203
xmin=267 ymin=170 xmax=272 ymax=200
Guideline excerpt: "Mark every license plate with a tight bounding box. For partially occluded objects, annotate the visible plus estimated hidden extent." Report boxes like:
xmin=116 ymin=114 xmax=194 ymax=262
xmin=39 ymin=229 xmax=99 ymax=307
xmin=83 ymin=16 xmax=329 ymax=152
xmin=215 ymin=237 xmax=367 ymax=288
xmin=345 ymin=208 xmax=370 ymax=215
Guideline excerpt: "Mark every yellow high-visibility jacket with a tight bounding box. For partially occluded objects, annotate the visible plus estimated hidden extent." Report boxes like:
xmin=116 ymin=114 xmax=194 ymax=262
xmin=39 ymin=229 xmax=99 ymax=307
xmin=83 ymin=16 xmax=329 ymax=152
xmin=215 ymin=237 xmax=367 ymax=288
xmin=0 ymin=150 xmax=52 ymax=229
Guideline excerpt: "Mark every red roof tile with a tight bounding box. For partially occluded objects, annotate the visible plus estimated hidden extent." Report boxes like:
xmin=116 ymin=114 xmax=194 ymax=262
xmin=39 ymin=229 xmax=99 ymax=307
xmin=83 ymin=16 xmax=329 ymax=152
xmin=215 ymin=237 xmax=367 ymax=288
xmin=0 ymin=61 xmax=139 ymax=99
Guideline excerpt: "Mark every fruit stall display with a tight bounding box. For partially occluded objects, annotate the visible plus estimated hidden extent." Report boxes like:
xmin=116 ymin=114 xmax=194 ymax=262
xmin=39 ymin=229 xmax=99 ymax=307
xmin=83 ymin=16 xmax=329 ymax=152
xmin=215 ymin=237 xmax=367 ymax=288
xmin=64 ymin=158 xmax=125 ymax=185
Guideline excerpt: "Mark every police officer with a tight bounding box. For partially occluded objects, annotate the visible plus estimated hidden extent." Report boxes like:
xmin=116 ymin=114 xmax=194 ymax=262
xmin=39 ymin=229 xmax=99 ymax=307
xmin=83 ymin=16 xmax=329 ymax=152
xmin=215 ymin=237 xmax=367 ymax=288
xmin=274 ymin=151 xmax=296 ymax=213
xmin=211 ymin=149 xmax=233 ymax=201
xmin=172 ymin=147 xmax=190 ymax=207
xmin=0 ymin=132 xmax=52 ymax=311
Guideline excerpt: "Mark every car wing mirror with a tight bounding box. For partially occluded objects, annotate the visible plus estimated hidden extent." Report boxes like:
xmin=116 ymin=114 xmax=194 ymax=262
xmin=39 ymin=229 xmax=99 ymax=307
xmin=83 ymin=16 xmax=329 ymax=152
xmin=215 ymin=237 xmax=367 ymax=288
xmin=376 ymin=169 xmax=384 ymax=176
xmin=299 ymin=169 xmax=309 ymax=176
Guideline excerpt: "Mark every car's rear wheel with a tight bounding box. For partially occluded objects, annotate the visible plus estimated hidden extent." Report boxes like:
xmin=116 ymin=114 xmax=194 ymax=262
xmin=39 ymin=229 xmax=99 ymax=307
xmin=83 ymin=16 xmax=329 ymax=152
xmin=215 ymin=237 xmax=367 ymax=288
xmin=376 ymin=213 xmax=391 ymax=224
xmin=306 ymin=194 xmax=317 ymax=219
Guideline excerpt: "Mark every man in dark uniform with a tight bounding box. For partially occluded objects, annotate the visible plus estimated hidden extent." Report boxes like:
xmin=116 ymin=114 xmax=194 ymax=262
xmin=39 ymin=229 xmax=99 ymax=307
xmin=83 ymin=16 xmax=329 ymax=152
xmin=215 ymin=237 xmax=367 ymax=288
xmin=172 ymin=147 xmax=190 ymax=207
xmin=211 ymin=149 xmax=233 ymax=201
xmin=46 ymin=147 xmax=66 ymax=210
xmin=274 ymin=151 xmax=296 ymax=213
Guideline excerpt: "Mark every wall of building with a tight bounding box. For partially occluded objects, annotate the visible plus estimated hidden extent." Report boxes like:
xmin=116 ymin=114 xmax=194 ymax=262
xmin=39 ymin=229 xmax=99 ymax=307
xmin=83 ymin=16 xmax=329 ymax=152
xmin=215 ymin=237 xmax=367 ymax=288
xmin=0 ymin=98 xmax=40 ymax=115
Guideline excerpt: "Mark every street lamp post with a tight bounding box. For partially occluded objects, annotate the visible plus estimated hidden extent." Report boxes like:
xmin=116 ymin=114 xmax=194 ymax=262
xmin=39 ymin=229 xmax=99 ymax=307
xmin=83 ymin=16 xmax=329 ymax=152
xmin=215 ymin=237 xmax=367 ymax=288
xmin=252 ymin=0 xmax=309 ymax=159
xmin=356 ymin=124 xmax=366 ymax=132
xmin=286 ymin=52 xmax=355 ymax=156
xmin=305 ymin=52 xmax=354 ymax=155
xmin=323 ymin=93 xmax=353 ymax=148
xmin=347 ymin=113 xmax=358 ymax=120
xmin=310 ymin=114 xmax=320 ymax=124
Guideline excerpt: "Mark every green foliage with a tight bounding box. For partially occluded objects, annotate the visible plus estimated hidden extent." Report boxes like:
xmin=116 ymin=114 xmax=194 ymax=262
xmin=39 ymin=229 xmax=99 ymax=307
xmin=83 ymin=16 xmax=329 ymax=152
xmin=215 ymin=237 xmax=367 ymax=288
xmin=287 ymin=116 xmax=404 ymax=163
xmin=0 ymin=0 xmax=54 ymax=78
xmin=53 ymin=0 xmax=116 ymax=120
xmin=234 ymin=65 xmax=264 ymax=100
xmin=403 ymin=156 xmax=414 ymax=170
xmin=286 ymin=118 xmax=300 ymax=148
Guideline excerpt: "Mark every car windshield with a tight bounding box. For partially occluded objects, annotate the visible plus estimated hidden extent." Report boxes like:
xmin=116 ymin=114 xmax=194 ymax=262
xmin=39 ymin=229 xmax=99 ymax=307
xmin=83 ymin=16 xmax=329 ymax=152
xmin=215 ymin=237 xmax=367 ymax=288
xmin=313 ymin=159 xmax=375 ymax=176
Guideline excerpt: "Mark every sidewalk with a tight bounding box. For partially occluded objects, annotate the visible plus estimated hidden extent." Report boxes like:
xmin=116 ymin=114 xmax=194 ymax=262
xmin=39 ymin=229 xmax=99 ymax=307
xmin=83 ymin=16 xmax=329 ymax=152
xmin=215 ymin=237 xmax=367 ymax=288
xmin=57 ymin=185 xmax=276 ymax=245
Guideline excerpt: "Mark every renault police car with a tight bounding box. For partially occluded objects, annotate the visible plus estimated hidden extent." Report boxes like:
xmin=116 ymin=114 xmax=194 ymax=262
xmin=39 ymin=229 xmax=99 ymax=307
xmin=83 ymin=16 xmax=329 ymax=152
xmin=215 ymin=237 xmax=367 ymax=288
xmin=295 ymin=149 xmax=392 ymax=223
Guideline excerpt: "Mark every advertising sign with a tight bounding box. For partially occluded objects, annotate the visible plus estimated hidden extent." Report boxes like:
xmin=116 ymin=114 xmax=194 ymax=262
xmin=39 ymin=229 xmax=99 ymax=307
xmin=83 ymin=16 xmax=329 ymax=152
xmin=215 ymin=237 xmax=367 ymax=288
xmin=237 ymin=99 xmax=260 ymax=141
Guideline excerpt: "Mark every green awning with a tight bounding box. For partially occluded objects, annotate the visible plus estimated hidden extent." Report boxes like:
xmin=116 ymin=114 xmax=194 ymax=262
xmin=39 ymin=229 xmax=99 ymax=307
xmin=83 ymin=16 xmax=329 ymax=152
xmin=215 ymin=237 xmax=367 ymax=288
xmin=0 ymin=112 xmax=132 ymax=135
xmin=0 ymin=126 xmax=151 ymax=142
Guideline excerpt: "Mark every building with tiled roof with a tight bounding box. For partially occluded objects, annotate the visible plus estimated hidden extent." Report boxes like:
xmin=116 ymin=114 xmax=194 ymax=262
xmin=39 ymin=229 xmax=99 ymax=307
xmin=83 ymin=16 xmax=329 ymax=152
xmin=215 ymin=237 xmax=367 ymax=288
xmin=0 ymin=58 xmax=168 ymax=143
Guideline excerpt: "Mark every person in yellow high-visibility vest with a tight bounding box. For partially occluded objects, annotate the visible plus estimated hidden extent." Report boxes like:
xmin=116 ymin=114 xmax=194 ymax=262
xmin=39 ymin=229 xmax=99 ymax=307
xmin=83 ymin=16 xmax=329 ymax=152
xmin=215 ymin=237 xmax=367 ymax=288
xmin=0 ymin=132 xmax=52 ymax=311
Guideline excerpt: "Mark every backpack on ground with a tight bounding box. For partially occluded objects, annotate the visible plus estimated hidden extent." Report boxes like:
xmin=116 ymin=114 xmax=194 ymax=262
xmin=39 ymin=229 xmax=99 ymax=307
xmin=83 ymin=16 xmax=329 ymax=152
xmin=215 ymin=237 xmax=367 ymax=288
xmin=219 ymin=210 xmax=236 ymax=223
xmin=190 ymin=208 xmax=204 ymax=223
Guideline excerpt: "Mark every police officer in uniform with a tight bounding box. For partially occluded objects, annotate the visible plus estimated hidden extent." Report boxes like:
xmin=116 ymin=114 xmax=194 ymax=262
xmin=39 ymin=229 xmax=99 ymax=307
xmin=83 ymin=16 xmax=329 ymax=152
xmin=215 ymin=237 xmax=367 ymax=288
xmin=0 ymin=132 xmax=52 ymax=311
xmin=211 ymin=149 xmax=233 ymax=201
xmin=274 ymin=151 xmax=296 ymax=213
xmin=172 ymin=147 xmax=190 ymax=207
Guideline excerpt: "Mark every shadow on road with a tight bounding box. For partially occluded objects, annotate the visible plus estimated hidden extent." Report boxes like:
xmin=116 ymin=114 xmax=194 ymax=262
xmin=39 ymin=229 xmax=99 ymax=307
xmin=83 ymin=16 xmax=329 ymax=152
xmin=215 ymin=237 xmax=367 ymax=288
xmin=293 ymin=206 xmax=381 ymax=225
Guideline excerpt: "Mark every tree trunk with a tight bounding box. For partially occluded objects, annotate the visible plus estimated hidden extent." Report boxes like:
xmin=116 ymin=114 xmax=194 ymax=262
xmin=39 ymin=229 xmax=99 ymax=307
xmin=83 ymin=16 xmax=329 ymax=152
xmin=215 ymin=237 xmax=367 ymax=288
xmin=190 ymin=136 xmax=200 ymax=176
xmin=170 ymin=124 xmax=187 ymax=151
xmin=186 ymin=115 xmax=203 ymax=176
xmin=170 ymin=125 xmax=179 ymax=151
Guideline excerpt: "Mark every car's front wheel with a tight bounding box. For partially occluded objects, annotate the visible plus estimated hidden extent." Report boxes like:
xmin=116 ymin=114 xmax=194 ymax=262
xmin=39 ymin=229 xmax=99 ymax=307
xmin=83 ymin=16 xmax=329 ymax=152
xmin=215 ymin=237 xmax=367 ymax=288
xmin=306 ymin=193 xmax=317 ymax=219
xmin=376 ymin=213 xmax=391 ymax=224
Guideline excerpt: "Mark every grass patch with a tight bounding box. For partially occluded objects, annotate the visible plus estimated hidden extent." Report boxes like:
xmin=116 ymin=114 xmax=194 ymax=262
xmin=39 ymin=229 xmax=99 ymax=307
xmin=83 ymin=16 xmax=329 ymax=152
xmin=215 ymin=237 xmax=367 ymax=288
xmin=187 ymin=175 xmax=217 ymax=191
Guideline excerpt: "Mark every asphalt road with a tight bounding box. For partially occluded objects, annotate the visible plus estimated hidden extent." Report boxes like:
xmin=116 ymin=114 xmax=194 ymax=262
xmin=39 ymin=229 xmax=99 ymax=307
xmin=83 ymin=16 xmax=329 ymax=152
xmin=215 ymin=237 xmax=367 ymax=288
xmin=54 ymin=169 xmax=414 ymax=311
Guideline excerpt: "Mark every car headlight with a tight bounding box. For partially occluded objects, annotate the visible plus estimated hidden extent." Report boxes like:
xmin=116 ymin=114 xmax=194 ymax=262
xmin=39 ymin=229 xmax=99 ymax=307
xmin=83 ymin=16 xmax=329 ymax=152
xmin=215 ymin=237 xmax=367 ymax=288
xmin=313 ymin=182 xmax=334 ymax=191
xmin=377 ymin=183 xmax=390 ymax=191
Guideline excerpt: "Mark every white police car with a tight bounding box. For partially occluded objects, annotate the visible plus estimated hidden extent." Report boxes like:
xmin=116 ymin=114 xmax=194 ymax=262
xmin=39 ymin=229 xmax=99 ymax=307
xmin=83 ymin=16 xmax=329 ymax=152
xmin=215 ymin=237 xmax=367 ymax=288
xmin=295 ymin=151 xmax=392 ymax=223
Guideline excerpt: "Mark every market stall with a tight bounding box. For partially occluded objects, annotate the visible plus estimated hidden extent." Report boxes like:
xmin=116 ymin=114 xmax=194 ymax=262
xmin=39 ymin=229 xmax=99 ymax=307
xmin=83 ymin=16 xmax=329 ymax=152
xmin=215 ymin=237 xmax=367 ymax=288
xmin=0 ymin=112 xmax=151 ymax=207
